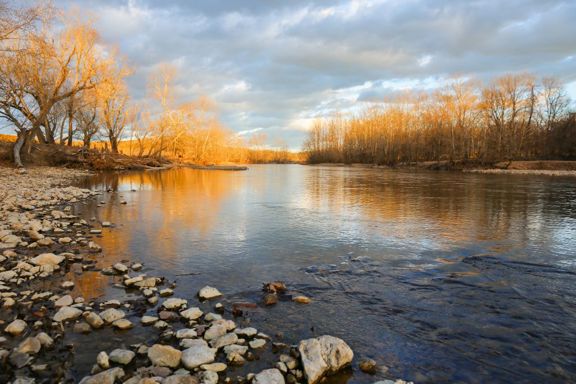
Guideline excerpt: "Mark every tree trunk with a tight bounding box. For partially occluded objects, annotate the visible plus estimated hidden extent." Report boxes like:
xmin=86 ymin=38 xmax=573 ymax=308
xmin=13 ymin=131 xmax=27 ymax=168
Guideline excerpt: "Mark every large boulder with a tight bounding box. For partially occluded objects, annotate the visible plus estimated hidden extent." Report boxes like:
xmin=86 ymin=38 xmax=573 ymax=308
xmin=298 ymin=335 xmax=353 ymax=384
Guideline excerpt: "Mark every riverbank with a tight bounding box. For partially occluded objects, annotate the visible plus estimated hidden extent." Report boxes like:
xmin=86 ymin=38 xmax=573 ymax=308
xmin=308 ymin=160 xmax=576 ymax=176
xmin=0 ymin=165 xmax=408 ymax=384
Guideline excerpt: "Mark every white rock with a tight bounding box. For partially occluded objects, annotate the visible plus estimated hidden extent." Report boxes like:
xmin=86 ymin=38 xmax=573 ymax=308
xmin=253 ymin=369 xmax=285 ymax=384
xmin=30 ymin=253 xmax=64 ymax=266
xmin=162 ymin=298 xmax=187 ymax=310
xmin=5 ymin=319 xmax=27 ymax=336
xmin=298 ymin=335 xmax=354 ymax=384
xmin=53 ymin=306 xmax=83 ymax=322
xmin=198 ymin=286 xmax=222 ymax=300
xmin=181 ymin=340 xmax=216 ymax=369
xmin=180 ymin=307 xmax=203 ymax=320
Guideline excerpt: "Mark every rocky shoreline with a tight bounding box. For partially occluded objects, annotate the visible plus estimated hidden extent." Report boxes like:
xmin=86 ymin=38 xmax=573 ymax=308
xmin=0 ymin=166 xmax=411 ymax=384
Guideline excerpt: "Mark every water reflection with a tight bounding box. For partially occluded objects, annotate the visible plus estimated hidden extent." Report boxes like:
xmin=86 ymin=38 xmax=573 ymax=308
xmin=75 ymin=165 xmax=576 ymax=383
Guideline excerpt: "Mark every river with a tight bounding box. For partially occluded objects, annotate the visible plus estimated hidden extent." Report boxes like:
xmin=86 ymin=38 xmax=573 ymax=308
xmin=67 ymin=164 xmax=576 ymax=383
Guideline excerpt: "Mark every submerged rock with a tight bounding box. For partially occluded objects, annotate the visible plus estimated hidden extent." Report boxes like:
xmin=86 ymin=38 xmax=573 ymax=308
xmin=298 ymin=335 xmax=353 ymax=384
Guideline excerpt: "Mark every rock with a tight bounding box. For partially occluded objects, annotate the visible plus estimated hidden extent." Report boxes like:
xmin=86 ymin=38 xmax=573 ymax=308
xmin=263 ymin=281 xmax=287 ymax=293
xmin=181 ymin=340 xmax=217 ymax=369
xmin=102 ymin=221 xmax=112 ymax=227
xmin=73 ymin=322 xmax=92 ymax=334
xmin=249 ymin=339 xmax=266 ymax=349
xmin=201 ymin=362 xmax=227 ymax=372
xmin=0 ymin=270 xmax=17 ymax=281
xmin=223 ymin=344 xmax=248 ymax=356
xmin=17 ymin=337 xmax=41 ymax=354
xmin=199 ymin=370 xmax=218 ymax=384
xmin=61 ymin=281 xmax=75 ymax=289
xmin=204 ymin=324 xmax=227 ymax=340
xmin=263 ymin=294 xmax=278 ymax=306
xmin=148 ymin=344 xmax=182 ymax=368
xmin=97 ymin=351 xmax=110 ymax=369
xmin=112 ymin=318 xmax=133 ymax=330
xmin=9 ymin=351 xmax=32 ymax=368
xmin=53 ymin=306 xmax=83 ymax=322
xmin=359 ymin=358 xmax=378 ymax=374
xmin=162 ymin=298 xmax=187 ymax=310
xmin=298 ymin=336 xmax=353 ymax=384
xmin=235 ymin=327 xmax=258 ymax=337
xmin=79 ymin=367 xmax=125 ymax=384
xmin=160 ymin=288 xmax=174 ymax=297
xmin=35 ymin=332 xmax=53 ymax=348
xmin=292 ymin=295 xmax=311 ymax=304
xmin=180 ymin=307 xmax=203 ymax=320
xmin=55 ymin=295 xmax=73 ymax=307
xmin=99 ymin=308 xmax=125 ymax=323
xmin=253 ymin=369 xmax=285 ymax=384
xmin=4 ymin=319 xmax=27 ymax=336
xmin=113 ymin=263 xmax=128 ymax=273
xmin=30 ymin=253 xmax=64 ymax=266
xmin=141 ymin=316 xmax=159 ymax=325
xmin=164 ymin=376 xmax=199 ymax=384
xmin=84 ymin=312 xmax=104 ymax=329
xmin=109 ymin=348 xmax=135 ymax=365
xmin=58 ymin=237 xmax=72 ymax=244
xmin=198 ymin=286 xmax=222 ymax=300
xmin=176 ymin=328 xmax=197 ymax=339
xmin=37 ymin=238 xmax=54 ymax=246
xmin=210 ymin=333 xmax=238 ymax=349
xmin=131 ymin=263 xmax=143 ymax=271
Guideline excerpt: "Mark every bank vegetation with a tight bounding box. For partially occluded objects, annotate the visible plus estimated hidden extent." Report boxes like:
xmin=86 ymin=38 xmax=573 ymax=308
xmin=0 ymin=2 xmax=296 ymax=168
xmin=304 ymin=74 xmax=575 ymax=166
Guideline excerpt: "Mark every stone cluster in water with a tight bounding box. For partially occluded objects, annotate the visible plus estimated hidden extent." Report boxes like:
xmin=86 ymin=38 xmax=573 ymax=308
xmin=0 ymin=166 xmax=411 ymax=384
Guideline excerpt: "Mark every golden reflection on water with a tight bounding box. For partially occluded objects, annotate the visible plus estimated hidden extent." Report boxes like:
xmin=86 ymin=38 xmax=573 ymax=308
xmin=72 ymin=166 xmax=574 ymax=300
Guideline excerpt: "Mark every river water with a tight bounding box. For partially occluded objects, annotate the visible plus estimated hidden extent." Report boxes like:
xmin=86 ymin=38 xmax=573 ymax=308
xmin=70 ymin=165 xmax=576 ymax=383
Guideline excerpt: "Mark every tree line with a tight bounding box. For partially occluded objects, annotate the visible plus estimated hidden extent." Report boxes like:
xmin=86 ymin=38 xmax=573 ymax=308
xmin=304 ymin=74 xmax=575 ymax=165
xmin=0 ymin=2 xmax=297 ymax=167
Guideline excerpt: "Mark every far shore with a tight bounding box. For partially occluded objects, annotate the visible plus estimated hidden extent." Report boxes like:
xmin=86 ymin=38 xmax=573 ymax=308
xmin=306 ymin=160 xmax=576 ymax=177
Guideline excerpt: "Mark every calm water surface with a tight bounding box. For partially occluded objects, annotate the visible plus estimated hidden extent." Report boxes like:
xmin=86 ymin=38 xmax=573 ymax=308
xmin=70 ymin=165 xmax=576 ymax=383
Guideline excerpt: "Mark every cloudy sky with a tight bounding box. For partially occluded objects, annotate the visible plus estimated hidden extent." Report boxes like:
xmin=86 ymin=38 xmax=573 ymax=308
xmin=57 ymin=0 xmax=576 ymax=149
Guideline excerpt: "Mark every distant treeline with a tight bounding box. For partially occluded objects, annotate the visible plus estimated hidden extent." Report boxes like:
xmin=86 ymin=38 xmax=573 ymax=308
xmin=304 ymin=74 xmax=575 ymax=165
